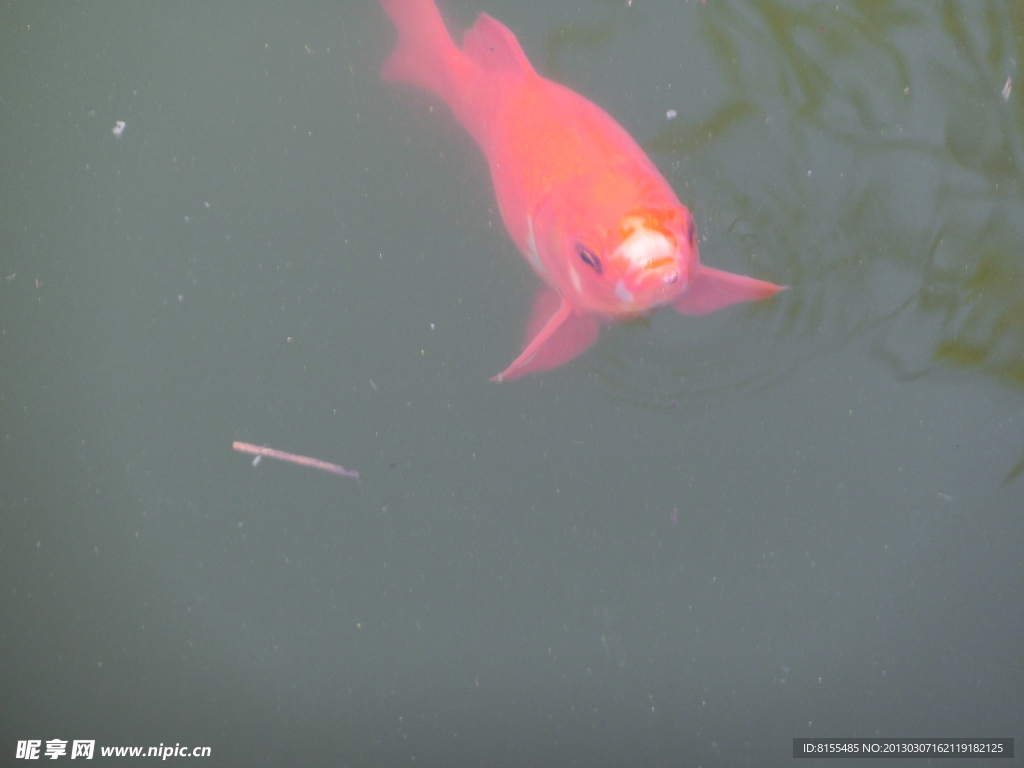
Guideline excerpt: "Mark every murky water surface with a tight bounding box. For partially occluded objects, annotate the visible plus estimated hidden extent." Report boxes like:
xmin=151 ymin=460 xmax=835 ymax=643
xmin=2 ymin=1 xmax=1021 ymax=764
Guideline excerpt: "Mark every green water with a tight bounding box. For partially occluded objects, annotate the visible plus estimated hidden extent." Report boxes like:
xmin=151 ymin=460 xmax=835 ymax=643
xmin=2 ymin=1 xmax=1021 ymax=764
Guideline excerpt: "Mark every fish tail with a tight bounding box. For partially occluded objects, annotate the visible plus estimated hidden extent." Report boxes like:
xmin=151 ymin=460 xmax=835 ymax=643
xmin=378 ymin=0 xmax=475 ymax=109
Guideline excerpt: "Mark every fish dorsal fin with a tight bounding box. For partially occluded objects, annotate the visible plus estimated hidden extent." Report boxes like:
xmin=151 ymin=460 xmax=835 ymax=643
xmin=462 ymin=13 xmax=536 ymax=75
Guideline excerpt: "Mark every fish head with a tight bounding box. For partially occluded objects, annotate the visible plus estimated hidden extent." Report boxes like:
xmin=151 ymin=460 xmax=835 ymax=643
xmin=557 ymin=206 xmax=697 ymax=317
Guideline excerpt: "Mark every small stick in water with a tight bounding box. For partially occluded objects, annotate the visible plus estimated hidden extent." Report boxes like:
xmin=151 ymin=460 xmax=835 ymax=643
xmin=232 ymin=441 xmax=359 ymax=479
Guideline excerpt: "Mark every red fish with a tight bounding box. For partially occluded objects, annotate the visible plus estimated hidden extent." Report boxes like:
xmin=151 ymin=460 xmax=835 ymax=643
xmin=378 ymin=0 xmax=785 ymax=381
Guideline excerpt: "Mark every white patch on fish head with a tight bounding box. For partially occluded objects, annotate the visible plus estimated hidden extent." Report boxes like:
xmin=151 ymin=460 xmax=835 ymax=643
xmin=613 ymin=218 xmax=675 ymax=272
xmin=608 ymin=216 xmax=685 ymax=310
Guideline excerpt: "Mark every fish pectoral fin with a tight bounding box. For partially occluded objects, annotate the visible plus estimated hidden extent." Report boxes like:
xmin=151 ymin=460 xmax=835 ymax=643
xmin=672 ymin=265 xmax=786 ymax=316
xmin=490 ymin=289 xmax=600 ymax=382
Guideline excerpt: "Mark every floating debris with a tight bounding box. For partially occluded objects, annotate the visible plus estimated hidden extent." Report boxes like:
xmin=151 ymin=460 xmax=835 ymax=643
xmin=232 ymin=441 xmax=359 ymax=479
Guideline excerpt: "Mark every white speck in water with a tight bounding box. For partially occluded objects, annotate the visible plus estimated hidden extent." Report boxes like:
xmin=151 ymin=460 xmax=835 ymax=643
xmin=666 ymin=109 xmax=677 ymax=120
xmin=112 ymin=120 xmax=126 ymax=137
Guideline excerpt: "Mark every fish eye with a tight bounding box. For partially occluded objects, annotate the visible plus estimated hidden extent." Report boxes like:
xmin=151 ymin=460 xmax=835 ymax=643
xmin=575 ymin=243 xmax=602 ymax=273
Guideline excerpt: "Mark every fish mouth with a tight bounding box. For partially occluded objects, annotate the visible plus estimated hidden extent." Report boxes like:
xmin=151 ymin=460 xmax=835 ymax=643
xmin=629 ymin=258 xmax=683 ymax=289
xmin=611 ymin=223 xmax=687 ymax=305
xmin=651 ymin=260 xmax=680 ymax=285
xmin=617 ymin=259 xmax=686 ymax=308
